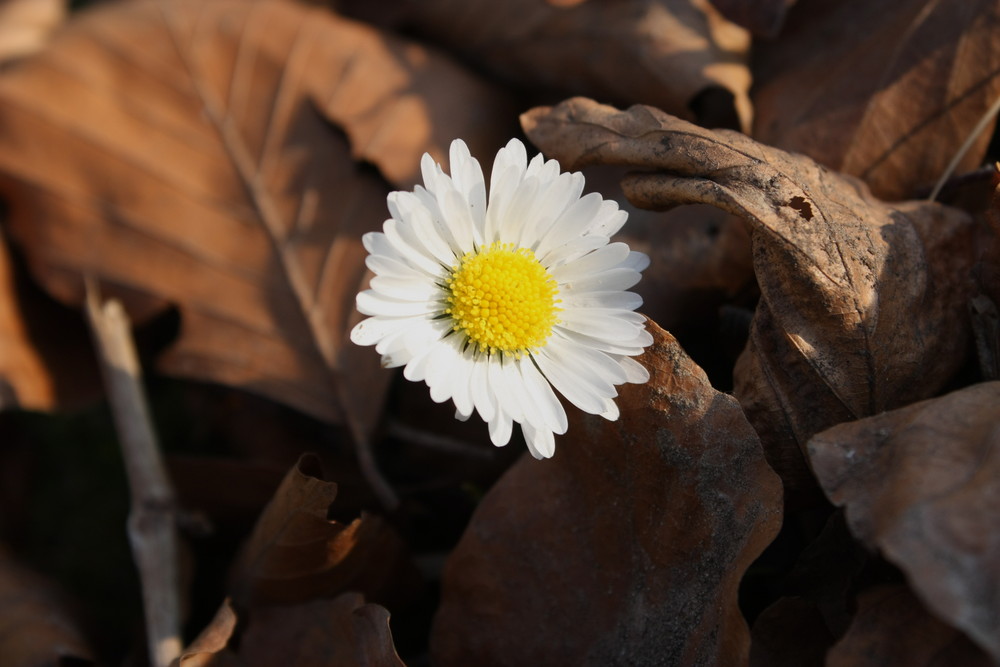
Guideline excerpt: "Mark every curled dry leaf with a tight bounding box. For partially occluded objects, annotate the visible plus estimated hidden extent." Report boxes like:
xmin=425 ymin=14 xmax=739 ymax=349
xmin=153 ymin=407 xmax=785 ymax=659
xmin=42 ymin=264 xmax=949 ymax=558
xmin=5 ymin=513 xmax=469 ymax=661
xmin=229 ymin=454 xmax=413 ymax=608
xmin=339 ymin=0 xmax=753 ymax=131
xmin=176 ymin=595 xmax=404 ymax=667
xmin=753 ymin=0 xmax=1000 ymax=200
xmin=826 ymin=586 xmax=993 ymax=667
xmin=808 ymin=383 xmax=1000 ymax=662
xmin=431 ymin=321 xmax=782 ymax=665
xmin=0 ymin=546 xmax=95 ymax=665
xmin=522 ymin=97 xmax=976 ymax=501
xmin=0 ymin=0 xmax=514 ymax=442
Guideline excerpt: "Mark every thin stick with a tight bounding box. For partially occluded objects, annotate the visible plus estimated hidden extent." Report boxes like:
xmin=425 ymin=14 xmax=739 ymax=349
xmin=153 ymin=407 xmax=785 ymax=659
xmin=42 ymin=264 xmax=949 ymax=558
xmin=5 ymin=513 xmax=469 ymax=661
xmin=928 ymin=92 xmax=1000 ymax=202
xmin=84 ymin=279 xmax=181 ymax=667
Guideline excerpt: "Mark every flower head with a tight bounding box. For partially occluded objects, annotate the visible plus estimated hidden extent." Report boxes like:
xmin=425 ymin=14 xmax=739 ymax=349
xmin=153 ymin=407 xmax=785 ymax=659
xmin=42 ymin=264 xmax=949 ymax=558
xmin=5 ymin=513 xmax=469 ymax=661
xmin=350 ymin=138 xmax=652 ymax=458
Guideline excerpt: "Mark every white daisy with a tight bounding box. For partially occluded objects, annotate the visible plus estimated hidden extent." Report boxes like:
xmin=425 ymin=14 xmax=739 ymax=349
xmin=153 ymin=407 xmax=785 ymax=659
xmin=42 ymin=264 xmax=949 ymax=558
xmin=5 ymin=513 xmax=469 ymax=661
xmin=350 ymin=138 xmax=652 ymax=459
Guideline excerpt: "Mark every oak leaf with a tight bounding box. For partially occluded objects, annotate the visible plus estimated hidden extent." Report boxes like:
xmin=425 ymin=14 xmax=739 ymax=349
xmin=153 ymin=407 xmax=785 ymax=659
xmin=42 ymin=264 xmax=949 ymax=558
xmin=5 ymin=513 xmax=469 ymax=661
xmin=431 ymin=321 xmax=782 ymax=665
xmin=522 ymin=97 xmax=976 ymax=501
xmin=808 ymin=383 xmax=1000 ymax=662
xmin=0 ymin=0 xmax=514 ymax=443
xmin=753 ymin=0 xmax=1000 ymax=200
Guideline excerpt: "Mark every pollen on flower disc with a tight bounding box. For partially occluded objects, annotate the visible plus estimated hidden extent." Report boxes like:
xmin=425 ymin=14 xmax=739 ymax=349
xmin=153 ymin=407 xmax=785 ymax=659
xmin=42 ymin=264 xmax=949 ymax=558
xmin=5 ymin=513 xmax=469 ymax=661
xmin=446 ymin=242 xmax=560 ymax=355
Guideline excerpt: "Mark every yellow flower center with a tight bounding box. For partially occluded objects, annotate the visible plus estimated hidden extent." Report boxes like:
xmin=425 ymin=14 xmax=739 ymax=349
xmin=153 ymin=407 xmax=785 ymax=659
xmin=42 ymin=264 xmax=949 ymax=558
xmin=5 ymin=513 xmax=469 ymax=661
xmin=445 ymin=241 xmax=560 ymax=356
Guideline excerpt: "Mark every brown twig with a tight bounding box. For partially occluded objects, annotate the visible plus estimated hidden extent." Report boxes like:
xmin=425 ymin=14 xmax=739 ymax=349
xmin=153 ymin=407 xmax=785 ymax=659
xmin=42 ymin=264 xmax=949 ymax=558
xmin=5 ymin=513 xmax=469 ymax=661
xmin=83 ymin=279 xmax=181 ymax=667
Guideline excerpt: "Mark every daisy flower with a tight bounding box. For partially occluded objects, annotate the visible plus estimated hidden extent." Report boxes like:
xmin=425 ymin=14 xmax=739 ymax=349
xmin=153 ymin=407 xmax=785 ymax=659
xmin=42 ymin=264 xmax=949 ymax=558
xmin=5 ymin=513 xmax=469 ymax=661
xmin=350 ymin=138 xmax=652 ymax=459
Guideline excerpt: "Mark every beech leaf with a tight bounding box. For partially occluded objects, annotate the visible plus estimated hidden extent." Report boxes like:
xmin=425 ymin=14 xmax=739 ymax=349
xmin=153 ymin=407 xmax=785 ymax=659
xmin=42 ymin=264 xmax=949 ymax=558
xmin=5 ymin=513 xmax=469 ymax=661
xmin=431 ymin=321 xmax=782 ymax=665
xmin=753 ymin=0 xmax=1000 ymax=200
xmin=808 ymin=382 xmax=1000 ymax=662
xmin=0 ymin=0 xmax=514 ymax=441
xmin=522 ymin=97 xmax=976 ymax=500
xmin=229 ymin=454 xmax=413 ymax=608
xmin=339 ymin=0 xmax=753 ymax=131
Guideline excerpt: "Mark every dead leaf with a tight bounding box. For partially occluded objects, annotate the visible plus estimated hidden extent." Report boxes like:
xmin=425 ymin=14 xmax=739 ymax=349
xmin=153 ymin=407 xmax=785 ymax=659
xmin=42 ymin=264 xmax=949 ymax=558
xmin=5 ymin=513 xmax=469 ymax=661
xmin=430 ymin=321 xmax=782 ymax=665
xmin=707 ymin=0 xmax=796 ymax=37
xmin=752 ymin=0 xmax=1000 ymax=200
xmin=808 ymin=382 xmax=1000 ymax=662
xmin=0 ymin=0 xmax=65 ymax=63
xmin=0 ymin=0 xmax=515 ymax=444
xmin=338 ymin=0 xmax=753 ymax=131
xmin=826 ymin=585 xmax=993 ymax=667
xmin=229 ymin=454 xmax=415 ymax=608
xmin=176 ymin=595 xmax=404 ymax=667
xmin=522 ymin=97 xmax=976 ymax=502
xmin=0 ymin=228 xmax=99 ymax=411
xmin=0 ymin=546 xmax=95 ymax=665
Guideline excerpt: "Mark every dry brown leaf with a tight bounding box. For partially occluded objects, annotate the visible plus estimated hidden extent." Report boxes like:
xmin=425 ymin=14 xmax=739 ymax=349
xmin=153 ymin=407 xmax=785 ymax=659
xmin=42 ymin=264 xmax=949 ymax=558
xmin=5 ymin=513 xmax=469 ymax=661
xmin=826 ymin=586 xmax=993 ymax=667
xmin=0 ymin=546 xmax=95 ymax=665
xmin=708 ymin=0 xmax=796 ymax=37
xmin=338 ymin=0 xmax=753 ymax=131
xmin=808 ymin=383 xmax=1000 ymax=662
xmin=431 ymin=321 xmax=782 ymax=665
xmin=522 ymin=97 xmax=976 ymax=502
xmin=176 ymin=595 xmax=404 ymax=667
xmin=229 ymin=454 xmax=414 ymax=608
xmin=0 ymin=0 xmax=65 ymax=62
xmin=753 ymin=0 xmax=1000 ymax=200
xmin=0 ymin=0 xmax=514 ymax=443
xmin=0 ymin=229 xmax=98 ymax=411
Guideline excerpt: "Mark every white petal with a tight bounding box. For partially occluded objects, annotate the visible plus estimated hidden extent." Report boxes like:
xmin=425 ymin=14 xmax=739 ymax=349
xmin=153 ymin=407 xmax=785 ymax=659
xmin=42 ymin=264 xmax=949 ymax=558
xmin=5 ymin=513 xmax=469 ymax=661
xmin=522 ymin=422 xmax=556 ymax=459
xmin=559 ymin=290 xmax=643 ymax=311
xmin=488 ymin=358 xmax=525 ymax=422
xmin=380 ymin=219 xmax=446 ymax=276
xmin=369 ymin=275 xmax=442 ymax=301
xmin=491 ymin=139 xmax=527 ymax=196
xmin=624 ymin=250 xmax=650 ymax=271
xmin=389 ymin=193 xmax=456 ymax=265
xmin=534 ymin=191 xmax=603 ymax=259
xmin=534 ymin=347 xmax=612 ymax=415
xmin=366 ymin=253 xmax=434 ymax=282
xmin=470 ymin=356 xmax=496 ymax=422
xmin=552 ymin=326 xmax=648 ymax=356
xmin=439 ymin=187 xmax=478 ymax=252
xmin=356 ymin=290 xmax=437 ymax=317
xmin=599 ymin=398 xmax=620 ymax=421
xmin=524 ymin=171 xmax=586 ymax=248
xmin=584 ymin=201 xmax=628 ymax=238
xmin=449 ymin=140 xmax=487 ymax=232
xmin=484 ymin=164 xmax=521 ymax=241
xmin=558 ymin=308 xmax=648 ymax=341
xmin=563 ymin=268 xmax=642 ymax=292
xmin=518 ymin=357 xmax=568 ymax=434
xmin=350 ymin=315 xmax=419 ymax=347
xmin=617 ymin=355 xmax=650 ymax=384
xmin=499 ymin=176 xmax=540 ymax=245
xmin=488 ymin=409 xmax=514 ymax=447
xmin=550 ymin=243 xmax=631 ymax=281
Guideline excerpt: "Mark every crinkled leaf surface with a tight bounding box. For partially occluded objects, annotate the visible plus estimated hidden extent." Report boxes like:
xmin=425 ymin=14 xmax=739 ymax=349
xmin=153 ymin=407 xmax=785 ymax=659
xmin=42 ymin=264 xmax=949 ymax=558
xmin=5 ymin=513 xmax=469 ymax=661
xmin=339 ymin=0 xmax=753 ymax=131
xmin=229 ymin=454 xmax=413 ymax=608
xmin=826 ymin=586 xmax=993 ymax=667
xmin=0 ymin=0 xmax=514 ymax=439
xmin=708 ymin=0 xmax=796 ymax=37
xmin=753 ymin=0 xmax=1000 ymax=200
xmin=522 ymin=97 xmax=976 ymax=500
xmin=808 ymin=383 xmax=1000 ymax=661
xmin=176 ymin=594 xmax=404 ymax=667
xmin=431 ymin=321 xmax=782 ymax=666
xmin=0 ymin=0 xmax=65 ymax=62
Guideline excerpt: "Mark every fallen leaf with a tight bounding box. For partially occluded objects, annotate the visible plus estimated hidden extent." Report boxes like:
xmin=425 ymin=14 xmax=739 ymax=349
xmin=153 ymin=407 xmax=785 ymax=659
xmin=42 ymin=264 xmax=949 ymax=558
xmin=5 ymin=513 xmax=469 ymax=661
xmin=0 ymin=0 xmax=515 ymax=444
xmin=808 ymin=382 xmax=1000 ymax=662
xmin=752 ymin=0 xmax=1000 ymax=200
xmin=522 ymin=97 xmax=976 ymax=502
xmin=176 ymin=594 xmax=404 ymax=667
xmin=229 ymin=454 xmax=415 ymax=608
xmin=338 ymin=0 xmax=753 ymax=131
xmin=826 ymin=585 xmax=993 ymax=667
xmin=0 ymin=546 xmax=95 ymax=665
xmin=707 ymin=0 xmax=796 ymax=37
xmin=431 ymin=321 xmax=782 ymax=665
xmin=0 ymin=228 xmax=99 ymax=411
xmin=0 ymin=0 xmax=65 ymax=63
